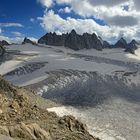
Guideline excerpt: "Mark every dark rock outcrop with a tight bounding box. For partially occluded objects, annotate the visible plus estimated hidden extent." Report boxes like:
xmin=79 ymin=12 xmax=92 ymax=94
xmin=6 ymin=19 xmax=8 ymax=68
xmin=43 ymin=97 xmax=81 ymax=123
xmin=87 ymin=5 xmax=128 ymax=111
xmin=22 ymin=37 xmax=36 ymax=45
xmin=114 ymin=38 xmax=127 ymax=48
xmin=65 ymin=30 xmax=85 ymax=50
xmin=0 ymin=40 xmax=9 ymax=47
xmin=38 ymin=30 xmax=139 ymax=53
xmin=0 ymin=46 xmax=5 ymax=57
xmin=38 ymin=32 xmax=67 ymax=46
xmin=38 ymin=30 xmax=105 ymax=50
xmin=125 ymin=40 xmax=139 ymax=54
xmin=103 ymin=41 xmax=111 ymax=48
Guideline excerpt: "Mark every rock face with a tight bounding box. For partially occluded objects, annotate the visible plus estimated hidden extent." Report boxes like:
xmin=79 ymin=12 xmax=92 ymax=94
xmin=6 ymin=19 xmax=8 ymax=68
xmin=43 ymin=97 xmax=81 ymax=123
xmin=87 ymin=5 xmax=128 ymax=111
xmin=38 ymin=30 xmax=139 ymax=53
xmin=114 ymin=38 xmax=127 ymax=48
xmin=0 ymin=76 xmax=99 ymax=140
xmin=65 ymin=30 xmax=103 ymax=50
xmin=38 ymin=32 xmax=67 ymax=46
xmin=125 ymin=40 xmax=139 ymax=54
xmin=0 ymin=46 xmax=5 ymax=57
xmin=0 ymin=40 xmax=9 ymax=47
xmin=22 ymin=37 xmax=36 ymax=45
xmin=38 ymin=30 xmax=106 ymax=50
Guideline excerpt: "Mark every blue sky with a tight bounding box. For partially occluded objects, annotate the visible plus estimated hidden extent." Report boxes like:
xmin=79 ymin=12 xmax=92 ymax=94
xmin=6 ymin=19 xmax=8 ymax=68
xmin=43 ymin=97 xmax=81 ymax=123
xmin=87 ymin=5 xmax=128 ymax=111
xmin=0 ymin=0 xmax=140 ymax=43
xmin=0 ymin=0 xmax=46 ymax=39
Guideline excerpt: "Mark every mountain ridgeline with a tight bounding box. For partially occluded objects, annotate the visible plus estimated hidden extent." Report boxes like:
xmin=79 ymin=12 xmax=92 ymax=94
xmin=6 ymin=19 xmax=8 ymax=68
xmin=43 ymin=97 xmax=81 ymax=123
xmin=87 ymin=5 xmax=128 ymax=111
xmin=38 ymin=29 xmax=140 ymax=53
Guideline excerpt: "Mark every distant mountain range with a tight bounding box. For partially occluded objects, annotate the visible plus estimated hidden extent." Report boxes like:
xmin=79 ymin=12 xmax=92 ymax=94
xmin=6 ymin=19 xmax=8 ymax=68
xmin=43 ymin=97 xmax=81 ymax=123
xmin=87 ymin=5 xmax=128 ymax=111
xmin=38 ymin=29 xmax=140 ymax=54
xmin=0 ymin=30 xmax=139 ymax=54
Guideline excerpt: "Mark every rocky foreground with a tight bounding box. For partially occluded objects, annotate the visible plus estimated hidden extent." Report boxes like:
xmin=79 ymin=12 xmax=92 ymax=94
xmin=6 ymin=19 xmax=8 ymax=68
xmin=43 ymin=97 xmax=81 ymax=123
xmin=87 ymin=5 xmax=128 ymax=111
xmin=0 ymin=76 xmax=99 ymax=140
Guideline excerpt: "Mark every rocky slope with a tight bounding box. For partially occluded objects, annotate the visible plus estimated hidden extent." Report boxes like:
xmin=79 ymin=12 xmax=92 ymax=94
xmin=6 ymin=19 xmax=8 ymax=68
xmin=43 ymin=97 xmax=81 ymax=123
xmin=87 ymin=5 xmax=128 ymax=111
xmin=0 ymin=76 xmax=99 ymax=140
xmin=0 ymin=40 xmax=9 ymax=47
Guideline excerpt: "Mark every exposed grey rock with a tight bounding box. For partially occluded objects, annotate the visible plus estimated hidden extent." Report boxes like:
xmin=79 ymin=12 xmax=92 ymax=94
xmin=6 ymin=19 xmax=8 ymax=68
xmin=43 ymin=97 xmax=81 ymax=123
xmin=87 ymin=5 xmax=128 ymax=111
xmin=103 ymin=41 xmax=111 ymax=48
xmin=38 ymin=30 xmax=139 ymax=53
xmin=38 ymin=32 xmax=67 ymax=46
xmin=38 ymin=30 xmax=105 ymax=50
xmin=114 ymin=38 xmax=127 ymax=48
xmin=0 ymin=40 xmax=9 ymax=47
xmin=22 ymin=37 xmax=36 ymax=45
xmin=125 ymin=40 xmax=139 ymax=54
xmin=65 ymin=30 xmax=85 ymax=50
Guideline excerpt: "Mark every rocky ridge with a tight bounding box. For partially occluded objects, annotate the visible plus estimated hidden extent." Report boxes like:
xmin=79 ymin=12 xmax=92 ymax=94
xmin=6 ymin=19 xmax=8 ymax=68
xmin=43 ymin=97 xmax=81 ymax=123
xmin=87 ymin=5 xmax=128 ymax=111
xmin=38 ymin=30 xmax=140 ymax=53
xmin=0 ymin=76 xmax=99 ymax=140
xmin=38 ymin=30 xmax=109 ymax=51
xmin=0 ymin=40 xmax=9 ymax=47
xmin=125 ymin=39 xmax=139 ymax=54
xmin=22 ymin=37 xmax=36 ymax=45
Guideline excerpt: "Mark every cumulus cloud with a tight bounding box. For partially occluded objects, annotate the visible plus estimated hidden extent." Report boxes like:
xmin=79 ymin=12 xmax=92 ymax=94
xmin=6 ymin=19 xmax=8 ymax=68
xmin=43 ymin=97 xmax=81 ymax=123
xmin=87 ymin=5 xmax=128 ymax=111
xmin=106 ymin=15 xmax=139 ymax=27
xmin=0 ymin=23 xmax=23 ymax=28
xmin=0 ymin=35 xmax=23 ymax=43
xmin=0 ymin=35 xmax=38 ymax=43
xmin=28 ymin=37 xmax=38 ymax=42
xmin=88 ymin=0 xmax=128 ymax=7
xmin=38 ymin=10 xmax=139 ymax=42
xmin=133 ymin=0 xmax=140 ymax=10
xmin=59 ymin=7 xmax=72 ymax=13
xmin=37 ymin=0 xmax=140 ymax=42
xmin=12 ymin=31 xmax=23 ymax=37
xmin=37 ymin=0 xmax=53 ymax=7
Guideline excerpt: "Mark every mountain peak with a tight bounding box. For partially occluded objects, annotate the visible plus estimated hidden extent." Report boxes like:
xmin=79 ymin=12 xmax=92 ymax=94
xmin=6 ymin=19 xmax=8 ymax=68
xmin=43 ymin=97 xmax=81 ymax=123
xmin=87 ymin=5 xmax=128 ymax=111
xmin=114 ymin=37 xmax=127 ymax=48
xmin=22 ymin=37 xmax=36 ymax=45
xmin=131 ymin=39 xmax=139 ymax=45
xmin=70 ymin=29 xmax=77 ymax=34
xmin=0 ymin=40 xmax=9 ymax=47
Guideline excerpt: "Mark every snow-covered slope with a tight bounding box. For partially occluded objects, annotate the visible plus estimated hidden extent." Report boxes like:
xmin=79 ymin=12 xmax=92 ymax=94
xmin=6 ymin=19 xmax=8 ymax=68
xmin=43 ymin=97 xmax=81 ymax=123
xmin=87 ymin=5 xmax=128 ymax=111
xmin=0 ymin=43 xmax=140 ymax=140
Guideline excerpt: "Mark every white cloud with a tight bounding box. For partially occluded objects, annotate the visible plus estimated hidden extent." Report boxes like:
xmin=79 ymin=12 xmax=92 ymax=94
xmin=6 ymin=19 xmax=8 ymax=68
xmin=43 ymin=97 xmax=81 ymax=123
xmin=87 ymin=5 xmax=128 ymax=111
xmin=133 ymin=0 xmax=140 ymax=11
xmin=30 ymin=18 xmax=35 ymax=23
xmin=0 ymin=35 xmax=24 ymax=43
xmin=59 ymin=7 xmax=72 ymax=13
xmin=0 ymin=23 xmax=23 ymax=28
xmin=38 ymin=10 xmax=140 ymax=42
xmin=106 ymin=15 xmax=139 ymax=27
xmin=0 ymin=35 xmax=38 ymax=44
xmin=37 ymin=0 xmax=140 ymax=42
xmin=37 ymin=0 xmax=53 ymax=7
xmin=12 ymin=32 xmax=23 ymax=37
xmin=88 ymin=0 xmax=128 ymax=7
xmin=28 ymin=37 xmax=38 ymax=43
